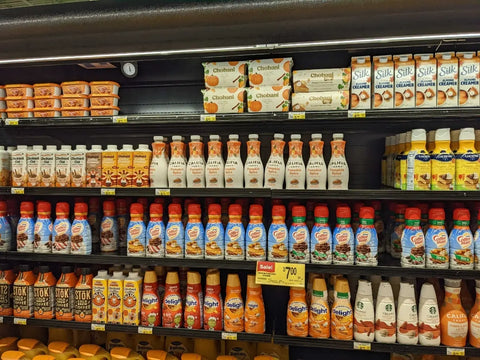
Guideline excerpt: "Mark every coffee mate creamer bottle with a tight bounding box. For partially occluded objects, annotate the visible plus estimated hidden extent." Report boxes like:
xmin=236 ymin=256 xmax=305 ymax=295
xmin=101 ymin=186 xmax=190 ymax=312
xmin=285 ymin=134 xmax=305 ymax=189
xmin=127 ymin=203 xmax=146 ymax=257
xmin=406 ymin=128 xmax=431 ymax=190
xmin=353 ymin=279 xmax=374 ymax=342
xmin=150 ymin=136 xmax=168 ymax=188
xmin=306 ymin=133 xmax=327 ymax=189
xmin=431 ymin=128 xmax=455 ymax=190
xmin=244 ymin=134 xmax=263 ymax=188
xmin=456 ymin=127 xmax=480 ymax=190
xmin=267 ymin=205 xmax=288 ymax=262
xmin=264 ymin=133 xmax=285 ymax=189
xmin=246 ymin=204 xmax=266 ymax=261
xmin=328 ymin=133 xmax=349 ymax=190
xmin=168 ymin=136 xmax=186 ymax=188
xmin=418 ymin=282 xmax=440 ymax=345
xmin=165 ymin=204 xmax=184 ymax=258
xmin=225 ymin=204 xmax=245 ymax=260
xmin=401 ymin=207 xmax=425 ymax=268
xmin=184 ymin=203 xmax=204 ymax=259
xmin=288 ymin=205 xmax=310 ymax=263
xmin=425 ymin=208 xmax=449 ymax=269
xmin=332 ymin=206 xmax=354 ymax=264
xmin=224 ymin=134 xmax=243 ymax=188
xmin=449 ymin=208 xmax=474 ymax=269
xmin=331 ymin=278 xmax=353 ymax=340
xmin=146 ymin=203 xmax=165 ymax=258
xmin=186 ymin=135 xmax=205 ymax=188
xmin=205 ymin=204 xmax=224 ymax=259
xmin=205 ymin=135 xmax=224 ymax=188
xmin=287 ymin=286 xmax=308 ymax=337
xmin=52 ymin=202 xmax=71 ymax=254
xmin=355 ymin=207 xmax=378 ymax=266
xmin=310 ymin=205 xmax=332 ymax=264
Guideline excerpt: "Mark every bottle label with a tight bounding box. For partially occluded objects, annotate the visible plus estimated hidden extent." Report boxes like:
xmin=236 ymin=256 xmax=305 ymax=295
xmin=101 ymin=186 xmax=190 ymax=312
xmin=245 ymin=140 xmax=263 ymax=188
xmin=100 ymin=216 xmax=119 ymax=252
xmin=55 ymin=153 xmax=71 ymax=187
xmin=162 ymin=292 xmax=182 ymax=328
xmin=52 ymin=219 xmax=72 ymax=254
xmin=146 ymin=220 xmax=165 ymax=257
xmin=246 ymin=223 xmax=267 ymax=261
xmin=206 ymin=141 xmax=224 ymax=188
xmin=455 ymin=152 xmax=480 ymax=190
xmin=26 ymin=152 xmax=41 ymax=187
xmin=331 ymin=302 xmax=353 ymax=339
xmin=425 ymin=226 xmax=449 ymax=268
xmin=224 ymin=295 xmax=244 ymax=332
xmin=127 ymin=220 xmax=146 ymax=257
xmin=17 ymin=218 xmax=35 ymax=252
xmin=165 ymin=221 xmax=184 ymax=258
xmin=268 ymin=223 xmax=288 ymax=262
xmin=355 ymin=225 xmax=378 ymax=265
xmin=203 ymin=285 xmax=222 ymax=331
xmin=328 ymin=140 xmax=349 ymax=190
xmin=309 ymin=299 xmax=330 ymax=338
xmin=205 ymin=222 xmax=224 ymax=259
xmin=123 ymin=279 xmax=142 ymax=326
xmin=70 ymin=153 xmax=86 ymax=187
xmin=306 ymin=142 xmax=327 ymax=189
xmin=74 ymin=285 xmax=93 ymax=322
xmin=375 ymin=298 xmax=396 ymax=341
xmin=311 ymin=224 xmax=332 ymax=264
xmin=107 ymin=279 xmax=123 ymax=324
xmin=225 ymin=221 xmax=245 ymax=260
xmin=332 ymin=225 xmax=354 ymax=264
xmin=418 ymin=299 xmax=440 ymax=344
xmin=185 ymin=222 xmax=205 ymax=259
xmin=354 ymin=297 xmax=375 ymax=341
xmin=288 ymin=224 xmax=310 ymax=263
xmin=34 ymin=283 xmax=55 ymax=318
xmin=55 ymin=283 xmax=75 ymax=320
xmin=431 ymin=152 xmax=455 ymax=190
xmin=71 ymin=219 xmax=92 ymax=255
xmin=449 ymin=227 xmax=474 ymax=269
xmin=34 ymin=218 xmax=52 ymax=253
xmin=13 ymin=283 xmax=33 ymax=318
xmin=406 ymin=151 xmax=431 ymax=190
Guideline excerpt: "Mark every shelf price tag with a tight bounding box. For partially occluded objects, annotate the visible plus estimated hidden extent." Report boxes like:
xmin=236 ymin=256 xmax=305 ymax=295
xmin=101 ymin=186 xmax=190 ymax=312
xmin=288 ymin=112 xmax=305 ymax=120
xmin=200 ymin=114 xmax=216 ymax=122
xmin=101 ymin=188 xmax=116 ymax=196
xmin=255 ymin=261 xmax=305 ymax=287
xmin=155 ymin=188 xmax=171 ymax=196
xmin=113 ymin=116 xmax=128 ymax=124
xmin=13 ymin=318 xmax=27 ymax=325
xmin=5 ymin=118 xmax=19 ymax=126
xmin=91 ymin=324 xmax=105 ymax=331
xmin=353 ymin=342 xmax=371 ymax=351
xmin=348 ymin=110 xmax=366 ymax=118
xmin=446 ymin=348 xmax=465 ymax=356
xmin=11 ymin=187 xmax=24 ymax=195
xmin=138 ymin=326 xmax=153 ymax=335
xmin=221 ymin=332 xmax=237 ymax=341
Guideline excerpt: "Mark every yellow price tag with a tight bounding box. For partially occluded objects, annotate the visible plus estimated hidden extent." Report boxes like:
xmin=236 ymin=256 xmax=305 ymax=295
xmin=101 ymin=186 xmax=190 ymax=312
xmin=200 ymin=114 xmax=216 ymax=122
xmin=155 ymin=188 xmax=171 ymax=196
xmin=138 ymin=326 xmax=153 ymax=334
xmin=11 ymin=187 xmax=24 ymax=195
xmin=255 ymin=261 xmax=305 ymax=287
xmin=348 ymin=110 xmax=366 ymax=118
xmin=5 ymin=119 xmax=19 ymax=126
xmin=101 ymin=188 xmax=116 ymax=196
xmin=288 ymin=112 xmax=305 ymax=120
xmin=113 ymin=116 xmax=128 ymax=124
xmin=353 ymin=342 xmax=371 ymax=351
xmin=221 ymin=332 xmax=237 ymax=341
xmin=446 ymin=348 xmax=465 ymax=356
xmin=13 ymin=318 xmax=27 ymax=325
xmin=91 ymin=324 xmax=105 ymax=331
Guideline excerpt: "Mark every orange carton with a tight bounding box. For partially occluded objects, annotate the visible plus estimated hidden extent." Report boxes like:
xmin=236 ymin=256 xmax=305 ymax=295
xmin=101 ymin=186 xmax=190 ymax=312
xmin=61 ymin=108 xmax=89 ymax=117
xmin=201 ymin=88 xmax=245 ymax=114
xmin=6 ymin=97 xmax=34 ymax=109
xmin=90 ymin=95 xmax=120 ymax=107
xmin=132 ymin=145 xmax=151 ymax=188
xmin=414 ymin=54 xmax=437 ymax=108
xmin=90 ymin=107 xmax=120 ymax=116
xmin=247 ymin=86 xmax=290 ymax=112
xmin=350 ymin=56 xmax=371 ymax=109
xmin=372 ymin=55 xmax=394 ymax=109
xmin=457 ymin=52 xmax=480 ymax=106
xmin=61 ymin=95 xmax=89 ymax=108
xmin=248 ymin=58 xmax=293 ymax=86
xmin=117 ymin=145 xmax=134 ymax=188
xmin=34 ymin=97 xmax=61 ymax=109
xmin=7 ymin=109 xmax=33 ymax=118
xmin=101 ymin=145 xmax=118 ymax=188
xmin=436 ymin=52 xmax=458 ymax=107
xmin=34 ymin=109 xmax=61 ymax=118
xmin=202 ymin=61 xmax=247 ymax=88
xmin=393 ymin=54 xmax=416 ymax=108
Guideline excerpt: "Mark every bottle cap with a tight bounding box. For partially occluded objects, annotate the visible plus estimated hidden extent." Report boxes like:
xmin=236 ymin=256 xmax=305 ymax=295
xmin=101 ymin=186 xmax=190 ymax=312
xmin=74 ymin=202 xmax=88 ymax=215
xmin=144 ymin=270 xmax=158 ymax=284
xmin=153 ymin=136 xmax=164 ymax=142
xmin=411 ymin=129 xmax=426 ymax=142
xmin=172 ymin=136 xmax=182 ymax=142
xmin=359 ymin=207 xmax=374 ymax=219
xmin=137 ymin=144 xmax=150 ymax=150
xmin=19 ymin=264 xmax=31 ymax=272
xmin=169 ymin=203 xmax=182 ymax=215
xmin=226 ymin=273 xmax=241 ymax=287
xmin=130 ymin=203 xmax=143 ymax=215
xmin=395 ymin=204 xmax=407 ymax=214
xmin=61 ymin=265 xmax=73 ymax=273
xmin=20 ymin=201 xmax=34 ymax=213
xmin=187 ymin=271 xmax=201 ymax=285
xmin=103 ymin=201 xmax=116 ymax=214
xmin=150 ymin=203 xmax=163 ymax=217
xmin=32 ymin=145 xmax=43 ymax=151
xmin=429 ymin=208 xmax=445 ymax=220
xmin=165 ymin=271 xmax=179 ymax=285
xmin=80 ymin=267 xmax=91 ymax=275
xmin=314 ymin=205 xmax=328 ymax=218
xmin=249 ymin=204 xmax=263 ymax=217
xmin=460 ymin=127 xmax=475 ymax=141
xmin=55 ymin=202 xmax=69 ymax=216
xmin=0 ymin=201 xmax=7 ymax=213
xmin=311 ymin=133 xmax=322 ymax=140
xmin=453 ymin=208 xmax=470 ymax=221
xmin=435 ymin=128 xmax=451 ymax=141
xmin=312 ymin=277 xmax=327 ymax=292
xmin=187 ymin=203 xmax=201 ymax=216
xmin=38 ymin=265 xmax=50 ymax=273
xmin=405 ymin=207 xmax=421 ymax=220
xmin=332 ymin=133 xmax=344 ymax=140
xmin=336 ymin=206 xmax=351 ymax=218
xmin=208 ymin=203 xmax=221 ymax=216
xmin=228 ymin=204 xmax=242 ymax=216
xmin=190 ymin=135 xmax=201 ymax=141
xmin=290 ymin=134 xmax=301 ymax=141
xmin=292 ymin=205 xmax=306 ymax=217
xmin=273 ymin=133 xmax=284 ymax=140
xmin=248 ymin=134 xmax=259 ymax=140
xmin=229 ymin=134 xmax=239 ymax=141
xmin=272 ymin=205 xmax=286 ymax=218
xmin=60 ymin=145 xmax=72 ymax=151
xmin=209 ymin=134 xmax=220 ymax=141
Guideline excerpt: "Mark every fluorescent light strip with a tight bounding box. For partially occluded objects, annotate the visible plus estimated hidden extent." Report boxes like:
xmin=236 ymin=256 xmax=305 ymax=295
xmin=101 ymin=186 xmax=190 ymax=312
xmin=0 ymin=32 xmax=479 ymax=65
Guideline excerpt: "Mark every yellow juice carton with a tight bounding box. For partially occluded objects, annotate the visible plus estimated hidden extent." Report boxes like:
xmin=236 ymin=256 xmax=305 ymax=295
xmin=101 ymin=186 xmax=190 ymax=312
xmin=122 ymin=272 xmax=142 ymax=326
xmin=107 ymin=271 xmax=124 ymax=325
xmin=92 ymin=270 xmax=109 ymax=324
xmin=101 ymin=145 xmax=118 ymax=188
xmin=117 ymin=145 xmax=134 ymax=188
xmin=132 ymin=145 xmax=152 ymax=188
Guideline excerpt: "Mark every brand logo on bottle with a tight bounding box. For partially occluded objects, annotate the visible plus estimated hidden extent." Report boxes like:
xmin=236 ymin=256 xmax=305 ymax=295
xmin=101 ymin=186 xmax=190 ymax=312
xmin=292 ymin=228 xmax=308 ymax=243
xmin=204 ymin=296 xmax=220 ymax=309
xmin=227 ymin=226 xmax=241 ymax=241
xmin=149 ymin=224 xmax=162 ymax=238
xmin=34 ymin=222 xmax=42 ymax=233
xmin=288 ymin=301 xmax=307 ymax=313
xmin=206 ymin=226 xmax=219 ymax=241
xmin=187 ymin=226 xmax=199 ymax=240
xmin=129 ymin=224 xmax=143 ymax=238
xmin=432 ymin=233 xmax=447 ymax=247
xmin=246 ymin=300 xmax=259 ymax=310
xmin=356 ymin=230 xmax=371 ymax=244
xmin=314 ymin=229 xmax=330 ymax=243
xmin=456 ymin=233 xmax=472 ymax=248
xmin=410 ymin=233 xmax=424 ymax=246
xmin=185 ymin=295 xmax=199 ymax=308
xmin=332 ymin=305 xmax=352 ymax=317
xmin=272 ymin=228 xmax=287 ymax=242
xmin=226 ymin=297 xmax=243 ymax=310
xmin=335 ymin=230 xmax=350 ymax=244
xmin=54 ymin=221 xmax=69 ymax=235
xmin=167 ymin=225 xmax=180 ymax=239
xmin=71 ymin=223 xmax=84 ymax=235
xmin=248 ymin=227 xmax=263 ymax=242
xmin=101 ymin=218 xmax=113 ymax=231
xmin=311 ymin=303 xmax=328 ymax=315
xmin=164 ymin=294 xmax=181 ymax=306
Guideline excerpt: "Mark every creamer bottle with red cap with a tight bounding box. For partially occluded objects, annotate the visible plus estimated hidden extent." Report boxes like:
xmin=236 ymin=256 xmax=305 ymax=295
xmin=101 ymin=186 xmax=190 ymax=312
xmin=203 ymin=269 xmax=222 ymax=331
xmin=267 ymin=205 xmax=288 ymax=262
xmin=150 ymin=136 xmax=168 ymax=188
xmin=244 ymin=134 xmax=263 ymax=188
xmin=285 ymin=134 xmax=305 ymax=189
xmin=469 ymin=279 xmax=480 ymax=348
xmin=186 ymin=135 xmax=205 ymax=188
xmin=52 ymin=202 xmax=71 ymax=254
xmin=246 ymin=204 xmax=266 ymax=261
xmin=185 ymin=204 xmax=204 ymax=259
xmin=146 ymin=203 xmax=165 ymax=257
xmin=288 ymin=206 xmax=310 ymax=263
xmin=328 ymin=133 xmax=349 ymax=189
xmin=264 ymin=133 xmax=285 ymax=189
xmin=205 ymin=204 xmax=224 ymax=259
xmin=100 ymin=201 xmax=118 ymax=253
xmin=310 ymin=205 xmax=332 ymax=264
xmin=449 ymin=208 xmax=474 ymax=269
xmin=0 ymin=201 xmax=11 ymax=252
xmin=332 ymin=206 xmax=354 ymax=264
xmin=441 ymin=279 xmax=468 ymax=346
xmin=224 ymin=134 xmax=243 ymax=188
xmin=71 ymin=203 xmax=91 ymax=255
xmin=127 ymin=203 xmax=146 ymax=257
xmin=205 ymin=135 xmax=224 ymax=188
xmin=245 ymin=274 xmax=265 ymax=334
xmin=355 ymin=207 xmax=378 ymax=266
xmin=17 ymin=201 xmax=34 ymax=252
xmin=165 ymin=204 xmax=184 ymax=258
xmin=163 ymin=271 xmax=183 ymax=328
xmin=33 ymin=202 xmax=51 ymax=253
xmin=168 ymin=136 xmax=187 ymax=188
xmin=401 ymin=207 xmax=425 ymax=268
xmin=141 ymin=271 xmax=160 ymax=327
xmin=224 ymin=274 xmax=244 ymax=333
xmin=425 ymin=208 xmax=449 ymax=269
xmin=306 ymin=134 xmax=327 ymax=189
xmin=225 ymin=204 xmax=245 ymax=260
xmin=184 ymin=271 xmax=203 ymax=330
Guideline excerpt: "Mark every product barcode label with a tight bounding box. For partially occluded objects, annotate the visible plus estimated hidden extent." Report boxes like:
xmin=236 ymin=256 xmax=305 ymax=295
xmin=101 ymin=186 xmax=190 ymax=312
xmin=101 ymin=188 xmax=115 ymax=196
xmin=446 ymin=348 xmax=465 ymax=356
xmin=91 ymin=323 xmax=105 ymax=331
xmin=11 ymin=187 xmax=24 ymax=195
xmin=155 ymin=188 xmax=171 ymax=196
xmin=221 ymin=332 xmax=237 ymax=340
xmin=200 ymin=114 xmax=216 ymax=122
xmin=288 ymin=112 xmax=305 ymax=120
xmin=138 ymin=326 xmax=153 ymax=334
xmin=353 ymin=342 xmax=371 ymax=351
xmin=13 ymin=318 xmax=27 ymax=325
xmin=348 ymin=110 xmax=366 ymax=118
xmin=5 ymin=118 xmax=19 ymax=126
xmin=112 ymin=116 xmax=128 ymax=124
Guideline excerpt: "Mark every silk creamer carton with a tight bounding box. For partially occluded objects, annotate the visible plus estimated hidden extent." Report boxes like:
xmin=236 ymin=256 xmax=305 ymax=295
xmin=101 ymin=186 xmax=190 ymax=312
xmin=372 ymin=55 xmax=394 ymax=109
xmin=393 ymin=54 xmax=415 ymax=108
xmin=457 ymin=52 xmax=480 ymax=107
xmin=436 ymin=52 xmax=458 ymax=107
xmin=415 ymin=54 xmax=437 ymax=108
xmin=350 ymin=56 xmax=371 ymax=109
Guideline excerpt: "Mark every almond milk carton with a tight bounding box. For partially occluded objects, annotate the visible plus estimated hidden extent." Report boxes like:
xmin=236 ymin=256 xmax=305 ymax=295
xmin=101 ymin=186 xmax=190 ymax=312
xmin=393 ymin=54 xmax=415 ymax=108
xmin=457 ymin=52 xmax=480 ymax=107
xmin=414 ymin=54 xmax=437 ymax=108
xmin=436 ymin=52 xmax=458 ymax=107
xmin=372 ymin=55 xmax=394 ymax=109
xmin=350 ymin=56 xmax=371 ymax=109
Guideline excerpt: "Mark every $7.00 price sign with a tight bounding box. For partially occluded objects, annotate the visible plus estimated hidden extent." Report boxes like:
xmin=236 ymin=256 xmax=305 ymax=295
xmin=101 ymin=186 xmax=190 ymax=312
xmin=255 ymin=261 xmax=305 ymax=287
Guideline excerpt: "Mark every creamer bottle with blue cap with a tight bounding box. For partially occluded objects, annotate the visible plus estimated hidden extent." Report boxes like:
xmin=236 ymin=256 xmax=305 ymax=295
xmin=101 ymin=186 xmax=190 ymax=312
xmin=431 ymin=128 xmax=455 ymax=190
xmin=244 ymin=134 xmax=263 ymax=188
xmin=285 ymin=134 xmax=305 ymax=189
xmin=455 ymin=127 xmax=480 ymax=190
xmin=406 ymin=128 xmax=431 ymax=190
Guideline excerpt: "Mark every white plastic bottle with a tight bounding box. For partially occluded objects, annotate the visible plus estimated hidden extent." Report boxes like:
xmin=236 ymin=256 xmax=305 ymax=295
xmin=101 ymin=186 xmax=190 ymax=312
xmin=244 ymin=134 xmax=264 ymax=188
xmin=264 ymin=133 xmax=286 ymax=189
xmin=354 ymin=279 xmax=375 ymax=342
xmin=306 ymin=133 xmax=327 ymax=190
xmin=26 ymin=145 xmax=42 ymax=187
xmin=11 ymin=145 xmax=27 ymax=187
xmin=397 ymin=282 xmax=418 ymax=344
xmin=285 ymin=134 xmax=305 ymax=189
xmin=375 ymin=281 xmax=396 ymax=343
xmin=150 ymin=136 xmax=169 ymax=188
xmin=205 ymin=135 xmax=224 ymax=188
xmin=186 ymin=135 xmax=205 ymax=188
xmin=418 ymin=282 xmax=440 ymax=346
xmin=168 ymin=136 xmax=187 ymax=188
xmin=224 ymin=134 xmax=243 ymax=188
xmin=328 ymin=133 xmax=349 ymax=190
xmin=70 ymin=145 xmax=87 ymax=188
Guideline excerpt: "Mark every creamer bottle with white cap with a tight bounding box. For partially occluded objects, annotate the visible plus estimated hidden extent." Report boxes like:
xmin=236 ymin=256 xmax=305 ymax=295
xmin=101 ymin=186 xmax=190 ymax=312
xmin=117 ymin=144 xmax=134 ymax=188
xmin=431 ymin=128 xmax=455 ymax=190
xmin=400 ymin=131 xmax=411 ymax=190
xmin=224 ymin=134 xmax=243 ymax=188
xmin=186 ymin=135 xmax=205 ymax=188
xmin=406 ymin=129 xmax=431 ymax=190
xmin=418 ymin=282 xmax=440 ymax=345
xmin=394 ymin=132 xmax=406 ymax=189
xmin=70 ymin=145 xmax=87 ymax=188
xmin=264 ymin=133 xmax=285 ymax=189
xmin=86 ymin=145 xmax=102 ymax=188
xmin=205 ymin=135 xmax=224 ymax=188
xmin=306 ymin=134 xmax=327 ymax=189
xmin=455 ymin=127 xmax=480 ymax=190
xmin=328 ymin=133 xmax=349 ymax=190
xmin=244 ymin=134 xmax=263 ymax=188
xmin=11 ymin=145 xmax=27 ymax=187
xmin=375 ymin=281 xmax=396 ymax=343
xmin=353 ymin=279 xmax=374 ymax=342
xmin=150 ymin=136 xmax=168 ymax=188
xmin=168 ymin=136 xmax=186 ymax=188
xmin=101 ymin=144 xmax=118 ymax=188
xmin=26 ymin=145 xmax=42 ymax=187
xmin=397 ymin=282 xmax=418 ymax=344
xmin=285 ymin=134 xmax=305 ymax=189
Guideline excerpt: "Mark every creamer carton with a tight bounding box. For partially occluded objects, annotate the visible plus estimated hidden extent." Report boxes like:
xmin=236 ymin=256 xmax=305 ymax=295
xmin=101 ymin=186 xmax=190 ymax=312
xmin=107 ymin=271 xmax=124 ymax=324
xmin=436 ymin=52 xmax=458 ymax=107
xmin=293 ymin=68 xmax=351 ymax=92
xmin=55 ymin=145 xmax=71 ymax=187
xmin=92 ymin=270 xmax=109 ymax=324
xmin=86 ymin=145 xmax=102 ymax=188
xmin=26 ymin=145 xmax=42 ymax=187
xmin=247 ymin=86 xmax=291 ymax=112
xmin=132 ymin=144 xmax=151 ymax=188
xmin=248 ymin=58 xmax=293 ymax=86
xmin=393 ymin=54 xmax=415 ymax=108
xmin=414 ymin=54 xmax=437 ymax=108
xmin=201 ymin=88 xmax=245 ymax=113
xmin=350 ymin=56 xmax=371 ymax=109
xmin=291 ymin=91 xmax=349 ymax=111
xmin=117 ymin=145 xmax=133 ymax=188
xmin=123 ymin=272 xmax=142 ymax=326
xmin=372 ymin=55 xmax=394 ymax=109
xmin=202 ymin=61 xmax=247 ymax=88
xmin=101 ymin=145 xmax=118 ymax=188
xmin=11 ymin=145 xmax=27 ymax=187
xmin=457 ymin=52 xmax=480 ymax=106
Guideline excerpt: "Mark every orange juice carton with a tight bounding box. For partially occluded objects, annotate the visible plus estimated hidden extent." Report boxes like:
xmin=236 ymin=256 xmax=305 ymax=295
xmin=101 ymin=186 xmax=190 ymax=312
xmin=13 ymin=265 xmax=36 ymax=318
xmin=132 ymin=145 xmax=151 ymax=188
xmin=123 ymin=272 xmax=142 ymax=326
xmin=247 ymin=86 xmax=290 ymax=112
xmin=203 ymin=61 xmax=247 ymax=88
xmin=414 ymin=54 xmax=437 ymax=108
xmin=248 ymin=58 xmax=293 ymax=86
xmin=107 ymin=271 xmax=125 ymax=324
xmin=101 ymin=145 xmax=118 ymax=188
xmin=372 ymin=55 xmax=394 ymax=108
xmin=92 ymin=270 xmax=110 ymax=324
xmin=456 ymin=52 xmax=480 ymax=106
xmin=393 ymin=54 xmax=416 ymax=108
xmin=201 ymin=88 xmax=245 ymax=114
xmin=436 ymin=52 xmax=458 ymax=107
xmin=117 ymin=145 xmax=134 ymax=188
xmin=350 ymin=56 xmax=371 ymax=109
xmin=291 ymin=91 xmax=349 ymax=111
xmin=293 ymin=68 xmax=351 ymax=93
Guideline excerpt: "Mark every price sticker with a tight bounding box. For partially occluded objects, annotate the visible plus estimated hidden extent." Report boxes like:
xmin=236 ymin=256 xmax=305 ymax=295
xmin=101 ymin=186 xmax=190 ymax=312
xmin=91 ymin=324 xmax=105 ymax=331
xmin=255 ymin=261 xmax=305 ymax=287
xmin=113 ymin=116 xmax=128 ymax=124
xmin=101 ymin=188 xmax=116 ymax=196
xmin=348 ymin=110 xmax=366 ymax=118
xmin=13 ymin=318 xmax=27 ymax=325
xmin=446 ymin=348 xmax=465 ymax=356
xmin=11 ymin=187 xmax=24 ymax=195
xmin=5 ymin=118 xmax=19 ymax=126
xmin=155 ymin=188 xmax=171 ymax=196
xmin=138 ymin=326 xmax=153 ymax=335
xmin=353 ymin=342 xmax=371 ymax=351
xmin=221 ymin=332 xmax=237 ymax=341
xmin=200 ymin=114 xmax=216 ymax=122
xmin=288 ymin=112 xmax=305 ymax=120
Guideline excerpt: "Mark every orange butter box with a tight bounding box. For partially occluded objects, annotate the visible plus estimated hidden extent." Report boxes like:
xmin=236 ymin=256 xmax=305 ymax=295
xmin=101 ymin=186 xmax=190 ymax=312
xmin=6 ymin=97 xmax=34 ymax=109
xmin=61 ymin=81 xmax=90 ymax=95
xmin=5 ymin=84 xmax=33 ymax=97
xmin=436 ymin=52 xmax=458 ymax=107
xmin=457 ymin=52 xmax=480 ymax=106
xmin=90 ymin=81 xmax=119 ymax=95
xmin=350 ymin=56 xmax=372 ymax=109
xmin=248 ymin=58 xmax=293 ymax=86
xmin=7 ymin=108 xmax=33 ymax=118
xmin=33 ymin=83 xmax=61 ymax=97
xmin=34 ymin=96 xmax=61 ymax=109
xmin=201 ymin=88 xmax=245 ymax=113
xmin=291 ymin=91 xmax=349 ymax=111
xmin=247 ymin=86 xmax=291 ymax=112
xmin=90 ymin=106 xmax=119 ymax=116
xmin=203 ymin=61 xmax=247 ymax=88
